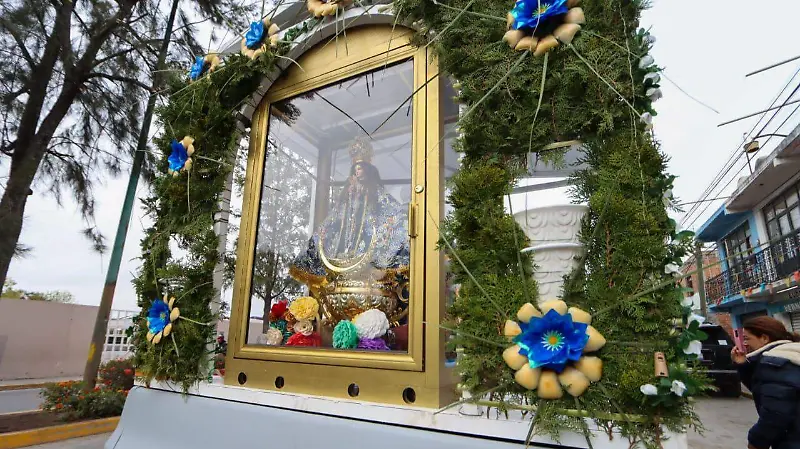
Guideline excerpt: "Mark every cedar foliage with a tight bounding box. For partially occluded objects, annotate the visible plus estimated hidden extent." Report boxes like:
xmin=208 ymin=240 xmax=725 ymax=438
xmin=130 ymin=17 xmax=318 ymax=389
xmin=393 ymin=0 xmax=704 ymax=445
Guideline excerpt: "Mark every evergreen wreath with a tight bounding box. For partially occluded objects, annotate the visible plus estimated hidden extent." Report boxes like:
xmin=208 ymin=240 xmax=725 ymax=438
xmin=130 ymin=1 xmax=709 ymax=446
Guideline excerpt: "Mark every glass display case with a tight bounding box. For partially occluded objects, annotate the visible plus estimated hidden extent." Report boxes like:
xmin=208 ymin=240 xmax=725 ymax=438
xmin=226 ymin=25 xmax=460 ymax=407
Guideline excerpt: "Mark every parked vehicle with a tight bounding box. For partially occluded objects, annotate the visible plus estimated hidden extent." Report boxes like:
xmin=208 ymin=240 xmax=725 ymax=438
xmin=699 ymin=324 xmax=741 ymax=397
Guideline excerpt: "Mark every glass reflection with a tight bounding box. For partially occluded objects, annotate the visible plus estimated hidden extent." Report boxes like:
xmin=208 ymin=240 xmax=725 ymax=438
xmin=248 ymin=60 xmax=414 ymax=352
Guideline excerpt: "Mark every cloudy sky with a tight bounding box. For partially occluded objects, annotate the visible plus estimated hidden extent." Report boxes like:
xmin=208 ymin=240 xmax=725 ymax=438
xmin=5 ymin=0 xmax=800 ymax=311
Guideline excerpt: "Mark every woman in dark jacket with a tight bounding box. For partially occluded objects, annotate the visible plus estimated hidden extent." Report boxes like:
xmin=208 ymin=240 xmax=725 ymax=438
xmin=731 ymin=316 xmax=800 ymax=449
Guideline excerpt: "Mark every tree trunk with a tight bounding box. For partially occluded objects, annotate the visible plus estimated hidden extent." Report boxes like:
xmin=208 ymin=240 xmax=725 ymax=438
xmin=0 ymin=0 xmax=138 ymax=296
xmin=0 ymin=144 xmax=46 ymax=294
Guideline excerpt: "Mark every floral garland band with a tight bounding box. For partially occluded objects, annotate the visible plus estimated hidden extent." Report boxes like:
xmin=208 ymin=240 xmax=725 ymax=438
xmin=502 ymin=300 xmax=606 ymax=398
xmin=241 ymin=18 xmax=281 ymax=60
xmin=307 ymin=0 xmax=354 ymax=18
xmin=503 ymin=0 xmax=585 ymax=55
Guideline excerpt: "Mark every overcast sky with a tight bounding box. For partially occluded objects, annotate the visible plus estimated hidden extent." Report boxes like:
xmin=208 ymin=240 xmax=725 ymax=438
xmin=5 ymin=0 xmax=800 ymax=311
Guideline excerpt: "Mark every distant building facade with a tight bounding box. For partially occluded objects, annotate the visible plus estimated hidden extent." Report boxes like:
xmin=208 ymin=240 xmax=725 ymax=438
xmin=696 ymin=125 xmax=800 ymax=338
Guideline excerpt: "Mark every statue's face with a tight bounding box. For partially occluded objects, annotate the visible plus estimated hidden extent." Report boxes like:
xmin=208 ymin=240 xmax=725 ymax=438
xmin=354 ymin=164 xmax=365 ymax=180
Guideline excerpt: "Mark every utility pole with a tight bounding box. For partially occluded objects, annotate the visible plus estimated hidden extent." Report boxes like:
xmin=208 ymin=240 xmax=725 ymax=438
xmin=82 ymin=0 xmax=181 ymax=388
xmin=694 ymin=241 xmax=708 ymax=319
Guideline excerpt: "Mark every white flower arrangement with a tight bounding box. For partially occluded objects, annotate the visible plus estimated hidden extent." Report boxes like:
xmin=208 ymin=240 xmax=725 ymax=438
xmin=670 ymin=380 xmax=687 ymax=397
xmin=640 ymin=384 xmax=658 ymax=396
xmin=353 ymin=309 xmax=390 ymax=339
xmin=683 ymin=340 xmax=702 ymax=357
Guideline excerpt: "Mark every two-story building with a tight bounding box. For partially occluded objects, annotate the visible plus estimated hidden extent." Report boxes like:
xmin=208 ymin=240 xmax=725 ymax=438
xmin=696 ymin=124 xmax=800 ymax=339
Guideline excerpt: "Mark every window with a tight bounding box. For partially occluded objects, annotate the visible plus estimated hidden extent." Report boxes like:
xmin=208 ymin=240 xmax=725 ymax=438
xmin=723 ymin=223 xmax=752 ymax=263
xmin=765 ymin=181 xmax=800 ymax=241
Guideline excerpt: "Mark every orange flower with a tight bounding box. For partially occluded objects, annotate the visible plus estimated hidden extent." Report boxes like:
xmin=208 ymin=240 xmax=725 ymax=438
xmin=56 ymin=404 xmax=63 ymax=410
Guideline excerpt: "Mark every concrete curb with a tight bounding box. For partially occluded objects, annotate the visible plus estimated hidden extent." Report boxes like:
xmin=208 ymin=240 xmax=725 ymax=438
xmin=0 ymin=379 xmax=99 ymax=392
xmin=0 ymin=383 xmax=51 ymax=393
xmin=0 ymin=416 xmax=117 ymax=449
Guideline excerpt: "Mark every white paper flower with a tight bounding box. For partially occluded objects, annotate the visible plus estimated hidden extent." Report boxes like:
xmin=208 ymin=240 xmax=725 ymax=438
xmin=257 ymin=327 xmax=283 ymax=346
xmin=681 ymin=295 xmax=695 ymax=308
xmin=640 ymin=112 xmax=653 ymax=130
xmin=644 ymin=72 xmax=661 ymax=84
xmin=683 ymin=340 xmax=702 ymax=357
xmin=643 ymin=35 xmax=656 ymax=45
xmin=671 ymin=380 xmax=687 ymax=397
xmin=353 ymin=309 xmax=390 ymax=339
xmin=688 ymin=313 xmax=706 ymax=326
xmin=662 ymin=188 xmax=673 ymax=207
xmin=638 ymin=55 xmax=655 ymax=69
xmin=294 ymin=319 xmax=314 ymax=337
xmin=664 ymin=263 xmax=682 ymax=276
xmin=646 ymin=87 xmax=663 ymax=102
xmin=640 ymin=384 xmax=658 ymax=396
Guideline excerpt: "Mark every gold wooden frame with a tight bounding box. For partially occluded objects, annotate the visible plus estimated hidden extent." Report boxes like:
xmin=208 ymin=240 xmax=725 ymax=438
xmin=225 ymin=25 xmax=457 ymax=407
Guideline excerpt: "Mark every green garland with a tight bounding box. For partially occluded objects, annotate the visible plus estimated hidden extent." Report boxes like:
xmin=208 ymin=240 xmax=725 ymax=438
xmin=394 ymin=0 xmax=709 ymax=445
xmin=130 ymin=1 xmax=709 ymax=446
xmin=130 ymin=19 xmax=317 ymax=389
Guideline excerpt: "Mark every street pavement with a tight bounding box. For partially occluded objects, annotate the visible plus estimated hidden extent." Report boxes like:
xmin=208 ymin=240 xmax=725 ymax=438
xmin=0 ymin=388 xmax=42 ymax=414
xmin=689 ymin=397 xmax=758 ymax=449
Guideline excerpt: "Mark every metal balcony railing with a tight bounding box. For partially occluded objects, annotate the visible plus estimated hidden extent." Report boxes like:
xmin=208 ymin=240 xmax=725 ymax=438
xmin=705 ymin=228 xmax=800 ymax=305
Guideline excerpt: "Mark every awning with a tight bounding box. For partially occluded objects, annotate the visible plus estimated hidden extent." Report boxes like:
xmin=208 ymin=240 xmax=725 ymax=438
xmin=695 ymin=204 xmax=750 ymax=242
xmin=727 ymin=124 xmax=800 ymax=212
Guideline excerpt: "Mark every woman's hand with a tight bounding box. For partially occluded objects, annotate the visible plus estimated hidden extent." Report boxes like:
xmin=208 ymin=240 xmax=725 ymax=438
xmin=732 ymin=346 xmax=747 ymax=365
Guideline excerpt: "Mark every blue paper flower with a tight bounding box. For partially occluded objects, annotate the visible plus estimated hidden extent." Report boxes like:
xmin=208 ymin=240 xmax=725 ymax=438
xmin=245 ymin=21 xmax=265 ymax=50
xmin=168 ymin=139 xmax=188 ymax=172
xmin=189 ymin=56 xmax=206 ymax=81
xmin=510 ymin=0 xmax=569 ymax=31
xmin=146 ymin=296 xmax=180 ymax=344
xmin=515 ymin=309 xmax=589 ymax=372
xmin=147 ymin=299 xmax=171 ymax=335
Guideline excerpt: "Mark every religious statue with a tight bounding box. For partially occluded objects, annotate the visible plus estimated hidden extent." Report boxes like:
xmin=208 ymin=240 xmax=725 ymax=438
xmin=290 ymin=137 xmax=410 ymax=327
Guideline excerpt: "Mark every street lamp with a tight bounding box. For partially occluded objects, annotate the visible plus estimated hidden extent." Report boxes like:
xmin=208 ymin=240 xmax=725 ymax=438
xmin=744 ymin=140 xmax=760 ymax=174
xmin=743 ymin=134 xmax=789 ymax=174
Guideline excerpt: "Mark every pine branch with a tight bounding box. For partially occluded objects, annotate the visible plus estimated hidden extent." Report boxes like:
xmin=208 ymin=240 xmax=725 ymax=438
xmin=84 ymin=72 xmax=151 ymax=93
xmin=0 ymin=17 xmax=36 ymax=68
xmin=92 ymin=39 xmax=162 ymax=69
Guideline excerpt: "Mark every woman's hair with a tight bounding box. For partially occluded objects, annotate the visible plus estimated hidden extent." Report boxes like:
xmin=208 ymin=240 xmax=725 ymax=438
xmin=743 ymin=316 xmax=800 ymax=343
xmin=337 ymin=161 xmax=383 ymax=207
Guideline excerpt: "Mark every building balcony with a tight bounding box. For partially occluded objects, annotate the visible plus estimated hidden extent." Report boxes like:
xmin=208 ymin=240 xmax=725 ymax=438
xmin=705 ymin=229 xmax=800 ymax=305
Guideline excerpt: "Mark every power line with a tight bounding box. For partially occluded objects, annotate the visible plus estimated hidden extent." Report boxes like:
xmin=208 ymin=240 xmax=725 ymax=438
xmin=682 ymin=86 xmax=800 ymax=231
xmin=681 ymin=67 xmax=800 ymax=225
xmin=680 ymin=65 xmax=800 ymax=228
xmin=682 ymin=65 xmax=800 ymax=223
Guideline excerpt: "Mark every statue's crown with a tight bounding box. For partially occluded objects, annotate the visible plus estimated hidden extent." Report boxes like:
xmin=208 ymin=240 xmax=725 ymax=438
xmin=348 ymin=136 xmax=374 ymax=164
